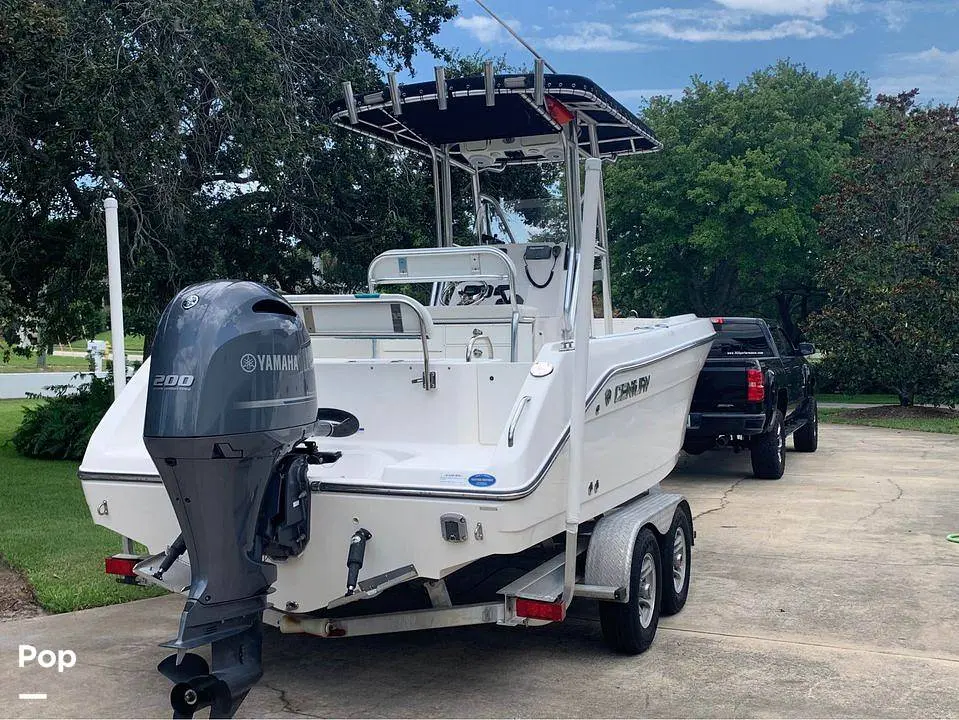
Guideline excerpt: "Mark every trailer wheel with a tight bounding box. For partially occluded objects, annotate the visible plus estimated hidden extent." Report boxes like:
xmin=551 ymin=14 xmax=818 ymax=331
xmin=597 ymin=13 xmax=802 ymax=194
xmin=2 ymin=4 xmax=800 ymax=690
xmin=750 ymin=409 xmax=785 ymax=479
xmin=793 ymin=398 xmax=818 ymax=453
xmin=599 ymin=527 xmax=662 ymax=654
xmin=660 ymin=505 xmax=692 ymax=616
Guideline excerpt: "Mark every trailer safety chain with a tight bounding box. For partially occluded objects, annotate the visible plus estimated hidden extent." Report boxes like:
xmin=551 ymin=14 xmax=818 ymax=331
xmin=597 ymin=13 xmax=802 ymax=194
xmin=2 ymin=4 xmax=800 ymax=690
xmin=947 ymin=534 xmax=959 ymax=544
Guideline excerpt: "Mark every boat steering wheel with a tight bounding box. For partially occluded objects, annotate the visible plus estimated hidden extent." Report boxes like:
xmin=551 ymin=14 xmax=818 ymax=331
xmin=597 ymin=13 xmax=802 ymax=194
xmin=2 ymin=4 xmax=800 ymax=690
xmin=441 ymin=281 xmax=492 ymax=306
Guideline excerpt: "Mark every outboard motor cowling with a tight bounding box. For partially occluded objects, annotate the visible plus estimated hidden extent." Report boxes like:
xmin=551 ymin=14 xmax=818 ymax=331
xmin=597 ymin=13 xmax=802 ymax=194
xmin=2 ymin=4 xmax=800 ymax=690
xmin=144 ymin=280 xmax=317 ymax=718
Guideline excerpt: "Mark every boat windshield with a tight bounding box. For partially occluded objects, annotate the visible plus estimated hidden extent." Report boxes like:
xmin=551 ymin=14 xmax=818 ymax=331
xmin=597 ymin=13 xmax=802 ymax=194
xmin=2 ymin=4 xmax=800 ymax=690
xmin=480 ymin=194 xmax=568 ymax=246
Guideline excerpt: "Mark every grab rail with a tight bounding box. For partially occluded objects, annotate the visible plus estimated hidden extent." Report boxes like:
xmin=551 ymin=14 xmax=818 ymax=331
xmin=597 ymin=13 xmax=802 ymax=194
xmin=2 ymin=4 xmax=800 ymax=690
xmin=465 ymin=334 xmax=494 ymax=361
xmin=368 ymin=247 xmax=520 ymax=361
xmin=507 ymin=395 xmax=531 ymax=448
xmin=284 ymin=293 xmax=436 ymax=390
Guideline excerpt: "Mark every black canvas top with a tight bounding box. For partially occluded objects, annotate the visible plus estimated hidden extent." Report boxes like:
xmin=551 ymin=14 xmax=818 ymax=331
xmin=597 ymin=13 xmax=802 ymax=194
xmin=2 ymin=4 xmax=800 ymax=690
xmin=332 ymin=73 xmax=661 ymax=164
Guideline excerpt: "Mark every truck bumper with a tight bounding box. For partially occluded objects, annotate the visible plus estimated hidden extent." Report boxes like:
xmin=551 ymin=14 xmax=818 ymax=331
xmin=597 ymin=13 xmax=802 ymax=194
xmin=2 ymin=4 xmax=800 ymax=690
xmin=686 ymin=412 xmax=767 ymax=437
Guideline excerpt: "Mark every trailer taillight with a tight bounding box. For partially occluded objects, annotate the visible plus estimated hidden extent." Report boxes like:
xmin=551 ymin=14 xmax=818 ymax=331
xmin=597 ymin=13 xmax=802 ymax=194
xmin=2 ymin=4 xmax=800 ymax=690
xmin=515 ymin=598 xmax=566 ymax=622
xmin=710 ymin=317 xmax=724 ymax=324
xmin=746 ymin=368 xmax=765 ymax=403
xmin=105 ymin=555 xmax=140 ymax=577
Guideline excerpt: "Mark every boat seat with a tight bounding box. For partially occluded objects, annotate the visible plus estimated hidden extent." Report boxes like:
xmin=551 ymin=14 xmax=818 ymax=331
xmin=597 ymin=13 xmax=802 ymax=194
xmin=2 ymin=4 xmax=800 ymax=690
xmin=427 ymin=304 xmax=538 ymax=323
xmin=285 ymin=293 xmax=433 ymax=340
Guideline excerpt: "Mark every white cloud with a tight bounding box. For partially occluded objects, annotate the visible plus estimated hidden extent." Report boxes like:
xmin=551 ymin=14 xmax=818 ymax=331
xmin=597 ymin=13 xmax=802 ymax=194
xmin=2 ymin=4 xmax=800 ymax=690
xmin=451 ymin=15 xmax=520 ymax=44
xmin=540 ymin=22 xmax=649 ymax=52
xmin=873 ymin=46 xmax=959 ymax=101
xmin=871 ymin=1 xmax=911 ymax=30
xmin=623 ymin=0 xmax=940 ymax=43
xmin=629 ymin=7 xmax=847 ymax=42
xmin=896 ymin=46 xmax=959 ymax=72
xmin=711 ymin=0 xmax=852 ymax=19
xmin=633 ymin=17 xmax=841 ymax=41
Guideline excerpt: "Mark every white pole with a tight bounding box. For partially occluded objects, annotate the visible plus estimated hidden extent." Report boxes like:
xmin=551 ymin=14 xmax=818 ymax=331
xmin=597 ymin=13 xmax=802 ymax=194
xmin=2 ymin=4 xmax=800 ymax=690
xmin=103 ymin=197 xmax=126 ymax=397
xmin=104 ymin=197 xmax=135 ymax=556
xmin=563 ymin=157 xmax=603 ymax=607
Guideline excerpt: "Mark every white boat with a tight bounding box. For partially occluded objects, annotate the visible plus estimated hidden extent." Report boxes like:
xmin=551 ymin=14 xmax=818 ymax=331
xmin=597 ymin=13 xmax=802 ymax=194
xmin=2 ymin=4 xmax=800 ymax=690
xmin=80 ymin=61 xmax=714 ymax=718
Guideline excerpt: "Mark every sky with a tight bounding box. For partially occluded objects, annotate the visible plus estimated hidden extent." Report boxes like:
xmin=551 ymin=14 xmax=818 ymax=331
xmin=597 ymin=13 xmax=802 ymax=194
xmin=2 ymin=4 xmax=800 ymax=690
xmin=404 ymin=0 xmax=959 ymax=109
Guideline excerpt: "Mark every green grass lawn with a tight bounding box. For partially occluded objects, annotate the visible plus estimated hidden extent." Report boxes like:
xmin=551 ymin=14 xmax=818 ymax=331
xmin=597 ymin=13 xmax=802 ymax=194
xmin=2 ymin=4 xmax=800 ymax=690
xmin=0 ymin=399 xmax=163 ymax=612
xmin=0 ymin=353 xmax=91 ymax=373
xmin=818 ymin=393 xmax=900 ymax=405
xmin=819 ymin=407 xmax=959 ymax=435
xmin=66 ymin=331 xmax=144 ymax=353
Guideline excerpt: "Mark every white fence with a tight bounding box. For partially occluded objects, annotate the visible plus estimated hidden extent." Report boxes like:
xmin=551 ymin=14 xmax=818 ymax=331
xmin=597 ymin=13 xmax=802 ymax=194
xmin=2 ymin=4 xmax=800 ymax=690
xmin=0 ymin=372 xmax=106 ymax=400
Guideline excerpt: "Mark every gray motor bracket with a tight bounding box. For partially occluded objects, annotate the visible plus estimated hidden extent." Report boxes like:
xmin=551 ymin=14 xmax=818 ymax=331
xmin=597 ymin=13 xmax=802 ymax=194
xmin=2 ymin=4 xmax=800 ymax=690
xmin=583 ymin=488 xmax=690 ymax=604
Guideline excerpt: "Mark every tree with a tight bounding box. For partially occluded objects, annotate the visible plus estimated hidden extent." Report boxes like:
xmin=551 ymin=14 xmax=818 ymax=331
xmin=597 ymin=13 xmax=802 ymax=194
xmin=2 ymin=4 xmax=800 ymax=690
xmin=0 ymin=0 xmax=455 ymax=350
xmin=809 ymin=91 xmax=959 ymax=406
xmin=604 ymin=61 xmax=869 ymax=338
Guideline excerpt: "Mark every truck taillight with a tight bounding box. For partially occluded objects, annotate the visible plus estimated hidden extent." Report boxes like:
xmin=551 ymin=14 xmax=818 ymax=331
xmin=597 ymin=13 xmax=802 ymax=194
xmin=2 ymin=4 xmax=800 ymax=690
xmin=746 ymin=368 xmax=765 ymax=402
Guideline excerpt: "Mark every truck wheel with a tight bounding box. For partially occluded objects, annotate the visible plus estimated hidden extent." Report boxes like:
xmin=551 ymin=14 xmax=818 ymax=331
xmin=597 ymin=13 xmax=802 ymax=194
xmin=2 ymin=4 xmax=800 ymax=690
xmin=599 ymin=528 xmax=662 ymax=654
xmin=751 ymin=409 xmax=786 ymax=479
xmin=660 ymin=504 xmax=692 ymax=616
xmin=794 ymin=398 xmax=818 ymax=453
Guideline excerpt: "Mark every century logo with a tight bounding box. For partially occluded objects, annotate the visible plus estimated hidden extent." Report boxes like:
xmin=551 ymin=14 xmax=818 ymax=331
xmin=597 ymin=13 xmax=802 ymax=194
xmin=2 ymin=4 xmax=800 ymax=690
xmin=240 ymin=353 xmax=299 ymax=373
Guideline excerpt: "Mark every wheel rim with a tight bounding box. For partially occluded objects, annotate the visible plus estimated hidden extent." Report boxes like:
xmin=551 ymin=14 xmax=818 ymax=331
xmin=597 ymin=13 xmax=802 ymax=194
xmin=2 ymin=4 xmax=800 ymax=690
xmin=778 ymin=421 xmax=785 ymax=464
xmin=637 ymin=552 xmax=656 ymax=628
xmin=672 ymin=527 xmax=687 ymax=594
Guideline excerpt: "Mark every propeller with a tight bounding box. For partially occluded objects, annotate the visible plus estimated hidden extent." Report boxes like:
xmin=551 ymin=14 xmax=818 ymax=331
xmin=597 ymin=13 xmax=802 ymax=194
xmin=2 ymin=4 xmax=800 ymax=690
xmin=169 ymin=675 xmax=236 ymax=719
xmin=157 ymin=653 xmax=209 ymax=684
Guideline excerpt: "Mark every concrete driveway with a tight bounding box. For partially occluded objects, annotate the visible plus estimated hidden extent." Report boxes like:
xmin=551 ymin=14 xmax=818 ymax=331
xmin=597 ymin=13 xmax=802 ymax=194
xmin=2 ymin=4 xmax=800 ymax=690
xmin=3 ymin=424 xmax=959 ymax=718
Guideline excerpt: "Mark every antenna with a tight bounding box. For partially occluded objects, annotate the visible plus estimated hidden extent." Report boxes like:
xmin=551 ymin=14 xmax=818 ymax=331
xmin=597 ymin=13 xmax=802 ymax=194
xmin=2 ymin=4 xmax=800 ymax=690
xmin=473 ymin=0 xmax=557 ymax=73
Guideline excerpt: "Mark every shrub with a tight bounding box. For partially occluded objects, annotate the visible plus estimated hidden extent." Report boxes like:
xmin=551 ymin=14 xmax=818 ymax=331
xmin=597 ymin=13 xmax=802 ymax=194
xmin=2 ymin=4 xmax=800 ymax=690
xmin=811 ymin=354 xmax=886 ymax=396
xmin=12 ymin=374 xmax=114 ymax=460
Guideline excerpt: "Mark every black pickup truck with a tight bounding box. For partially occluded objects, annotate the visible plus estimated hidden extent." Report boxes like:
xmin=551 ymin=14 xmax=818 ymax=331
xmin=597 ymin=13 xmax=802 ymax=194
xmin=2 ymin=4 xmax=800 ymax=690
xmin=684 ymin=317 xmax=819 ymax=479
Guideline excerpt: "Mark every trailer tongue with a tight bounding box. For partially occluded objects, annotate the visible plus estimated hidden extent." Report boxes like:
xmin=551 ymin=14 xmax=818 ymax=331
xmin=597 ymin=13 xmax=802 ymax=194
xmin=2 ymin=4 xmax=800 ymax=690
xmin=143 ymin=281 xmax=319 ymax=718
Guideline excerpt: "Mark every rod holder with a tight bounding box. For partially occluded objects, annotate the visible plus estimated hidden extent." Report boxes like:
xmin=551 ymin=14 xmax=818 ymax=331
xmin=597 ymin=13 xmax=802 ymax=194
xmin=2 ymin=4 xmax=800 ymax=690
xmin=388 ymin=72 xmax=402 ymax=115
xmin=435 ymin=66 xmax=447 ymax=110
xmin=534 ymin=58 xmax=545 ymax=106
xmin=342 ymin=81 xmax=358 ymax=124
xmin=484 ymin=61 xmax=495 ymax=107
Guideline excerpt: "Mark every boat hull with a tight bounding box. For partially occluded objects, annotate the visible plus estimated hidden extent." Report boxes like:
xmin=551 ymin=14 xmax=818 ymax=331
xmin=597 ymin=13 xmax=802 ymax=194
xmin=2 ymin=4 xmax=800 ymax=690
xmin=80 ymin=316 xmax=713 ymax=613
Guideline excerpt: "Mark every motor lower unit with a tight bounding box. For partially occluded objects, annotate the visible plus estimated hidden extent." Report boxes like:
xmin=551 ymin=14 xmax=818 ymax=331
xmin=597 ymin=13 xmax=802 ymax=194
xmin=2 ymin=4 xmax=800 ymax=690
xmin=143 ymin=280 xmax=319 ymax=718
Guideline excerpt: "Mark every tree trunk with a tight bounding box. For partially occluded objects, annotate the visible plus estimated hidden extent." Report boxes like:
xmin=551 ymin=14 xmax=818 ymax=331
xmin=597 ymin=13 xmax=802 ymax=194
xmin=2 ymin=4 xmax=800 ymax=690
xmin=142 ymin=330 xmax=154 ymax=360
xmin=775 ymin=293 xmax=799 ymax=342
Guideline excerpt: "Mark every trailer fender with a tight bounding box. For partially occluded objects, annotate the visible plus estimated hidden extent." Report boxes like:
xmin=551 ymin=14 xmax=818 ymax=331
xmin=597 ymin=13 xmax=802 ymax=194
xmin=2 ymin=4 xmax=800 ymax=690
xmin=584 ymin=491 xmax=687 ymax=603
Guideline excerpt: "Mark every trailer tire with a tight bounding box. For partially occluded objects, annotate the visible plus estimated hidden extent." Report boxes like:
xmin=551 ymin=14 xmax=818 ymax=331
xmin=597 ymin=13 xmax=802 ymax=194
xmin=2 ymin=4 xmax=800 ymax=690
xmin=660 ymin=504 xmax=692 ymax=616
xmin=794 ymin=398 xmax=818 ymax=453
xmin=751 ymin=409 xmax=786 ymax=479
xmin=599 ymin=527 xmax=662 ymax=654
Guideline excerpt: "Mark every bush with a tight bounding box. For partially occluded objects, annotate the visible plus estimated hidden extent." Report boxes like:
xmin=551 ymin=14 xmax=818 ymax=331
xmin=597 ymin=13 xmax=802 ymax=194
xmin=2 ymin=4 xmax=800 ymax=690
xmin=811 ymin=354 xmax=887 ymax=395
xmin=12 ymin=374 xmax=114 ymax=460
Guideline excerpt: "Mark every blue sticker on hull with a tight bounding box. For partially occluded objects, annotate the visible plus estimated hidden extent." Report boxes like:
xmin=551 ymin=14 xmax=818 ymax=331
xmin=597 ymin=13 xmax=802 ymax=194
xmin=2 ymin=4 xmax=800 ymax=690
xmin=468 ymin=473 xmax=496 ymax=487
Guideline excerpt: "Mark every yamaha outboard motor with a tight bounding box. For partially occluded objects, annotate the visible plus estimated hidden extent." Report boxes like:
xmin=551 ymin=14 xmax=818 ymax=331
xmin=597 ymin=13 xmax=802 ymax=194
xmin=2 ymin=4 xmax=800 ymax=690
xmin=144 ymin=281 xmax=317 ymax=718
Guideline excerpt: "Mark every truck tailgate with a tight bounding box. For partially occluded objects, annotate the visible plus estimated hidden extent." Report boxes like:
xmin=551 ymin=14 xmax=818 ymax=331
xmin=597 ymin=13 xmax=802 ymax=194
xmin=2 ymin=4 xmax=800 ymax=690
xmin=689 ymin=359 xmax=762 ymax=414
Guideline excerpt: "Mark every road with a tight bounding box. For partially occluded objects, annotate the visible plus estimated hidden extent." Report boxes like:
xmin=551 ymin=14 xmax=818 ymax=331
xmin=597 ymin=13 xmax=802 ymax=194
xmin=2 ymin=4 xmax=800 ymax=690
xmin=2 ymin=423 xmax=958 ymax=718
